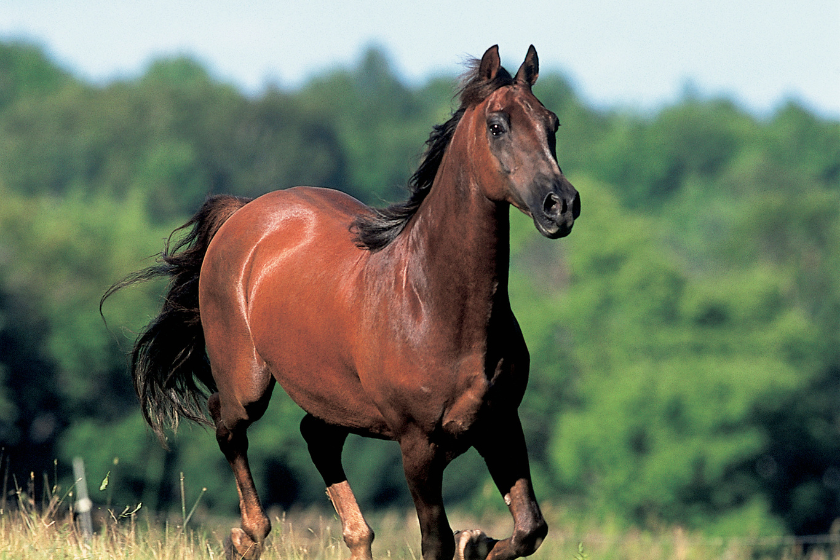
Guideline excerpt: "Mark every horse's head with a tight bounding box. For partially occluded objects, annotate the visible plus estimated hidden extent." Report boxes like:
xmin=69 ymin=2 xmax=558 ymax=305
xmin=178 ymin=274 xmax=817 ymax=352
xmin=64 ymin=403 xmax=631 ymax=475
xmin=464 ymin=45 xmax=580 ymax=238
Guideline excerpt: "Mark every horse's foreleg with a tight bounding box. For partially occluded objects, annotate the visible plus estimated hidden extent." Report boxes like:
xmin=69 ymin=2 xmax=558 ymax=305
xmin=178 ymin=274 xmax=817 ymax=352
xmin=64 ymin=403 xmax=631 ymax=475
xmin=472 ymin=413 xmax=547 ymax=560
xmin=400 ymin=432 xmax=454 ymax=560
xmin=209 ymin=393 xmax=272 ymax=560
xmin=300 ymin=414 xmax=374 ymax=560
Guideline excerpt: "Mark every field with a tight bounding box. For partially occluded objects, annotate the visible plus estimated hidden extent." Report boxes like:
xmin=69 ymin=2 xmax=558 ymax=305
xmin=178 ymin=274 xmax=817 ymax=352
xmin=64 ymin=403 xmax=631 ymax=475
xmin=3 ymin=479 xmax=840 ymax=560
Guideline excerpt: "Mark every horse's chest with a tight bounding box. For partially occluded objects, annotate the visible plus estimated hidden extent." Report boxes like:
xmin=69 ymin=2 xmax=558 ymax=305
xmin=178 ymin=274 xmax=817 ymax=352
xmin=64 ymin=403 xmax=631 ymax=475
xmin=438 ymin=351 xmax=526 ymax=438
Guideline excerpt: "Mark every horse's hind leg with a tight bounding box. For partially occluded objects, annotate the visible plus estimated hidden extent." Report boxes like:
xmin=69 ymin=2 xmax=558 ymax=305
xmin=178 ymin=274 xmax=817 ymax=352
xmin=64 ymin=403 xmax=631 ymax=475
xmin=209 ymin=385 xmax=274 ymax=560
xmin=300 ymin=414 xmax=374 ymax=560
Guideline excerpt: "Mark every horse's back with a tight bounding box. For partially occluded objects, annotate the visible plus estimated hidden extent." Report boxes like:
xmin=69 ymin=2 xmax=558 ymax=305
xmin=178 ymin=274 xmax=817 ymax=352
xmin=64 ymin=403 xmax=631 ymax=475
xmin=244 ymin=186 xmax=368 ymax=238
xmin=208 ymin=185 xmax=366 ymax=267
xmin=202 ymin=186 xmax=367 ymax=299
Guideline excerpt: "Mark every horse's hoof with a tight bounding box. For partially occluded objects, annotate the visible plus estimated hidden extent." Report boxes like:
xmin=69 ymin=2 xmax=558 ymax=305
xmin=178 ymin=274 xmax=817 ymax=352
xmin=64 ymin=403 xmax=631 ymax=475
xmin=224 ymin=528 xmax=262 ymax=560
xmin=454 ymin=529 xmax=497 ymax=560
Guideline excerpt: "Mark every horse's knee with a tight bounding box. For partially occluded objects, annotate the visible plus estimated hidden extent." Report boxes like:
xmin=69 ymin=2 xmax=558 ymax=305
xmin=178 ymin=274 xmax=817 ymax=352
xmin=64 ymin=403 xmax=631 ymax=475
xmin=510 ymin=516 xmax=547 ymax=556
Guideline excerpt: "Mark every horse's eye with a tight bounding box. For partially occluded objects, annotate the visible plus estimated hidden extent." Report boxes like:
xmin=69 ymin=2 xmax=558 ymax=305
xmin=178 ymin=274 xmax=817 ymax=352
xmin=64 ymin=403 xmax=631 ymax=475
xmin=489 ymin=123 xmax=505 ymax=137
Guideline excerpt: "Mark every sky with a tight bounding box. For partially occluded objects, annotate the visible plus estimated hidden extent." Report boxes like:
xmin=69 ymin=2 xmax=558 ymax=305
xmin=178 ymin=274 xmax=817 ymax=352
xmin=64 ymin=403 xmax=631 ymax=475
xmin=1 ymin=0 xmax=838 ymax=119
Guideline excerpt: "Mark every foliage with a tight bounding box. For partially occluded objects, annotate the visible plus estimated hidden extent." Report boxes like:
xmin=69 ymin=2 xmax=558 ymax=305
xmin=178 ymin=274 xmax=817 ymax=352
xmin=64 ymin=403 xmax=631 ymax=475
xmin=0 ymin=40 xmax=838 ymax=538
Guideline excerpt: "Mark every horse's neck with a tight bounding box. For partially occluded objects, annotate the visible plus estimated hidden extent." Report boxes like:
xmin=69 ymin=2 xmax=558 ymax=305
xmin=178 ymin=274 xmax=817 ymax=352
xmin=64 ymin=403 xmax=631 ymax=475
xmin=396 ymin=155 xmax=511 ymax=323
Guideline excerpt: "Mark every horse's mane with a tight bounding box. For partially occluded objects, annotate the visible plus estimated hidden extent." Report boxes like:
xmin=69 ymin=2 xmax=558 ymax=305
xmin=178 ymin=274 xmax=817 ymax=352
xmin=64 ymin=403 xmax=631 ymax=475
xmin=351 ymin=59 xmax=514 ymax=251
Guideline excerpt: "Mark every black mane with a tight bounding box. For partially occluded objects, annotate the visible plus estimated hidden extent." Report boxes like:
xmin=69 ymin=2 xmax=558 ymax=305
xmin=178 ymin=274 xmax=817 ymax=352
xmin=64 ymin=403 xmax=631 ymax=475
xmin=351 ymin=60 xmax=514 ymax=251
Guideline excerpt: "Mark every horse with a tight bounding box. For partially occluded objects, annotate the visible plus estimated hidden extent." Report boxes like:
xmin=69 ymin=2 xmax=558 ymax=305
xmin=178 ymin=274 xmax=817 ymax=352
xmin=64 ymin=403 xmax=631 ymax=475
xmin=103 ymin=45 xmax=579 ymax=560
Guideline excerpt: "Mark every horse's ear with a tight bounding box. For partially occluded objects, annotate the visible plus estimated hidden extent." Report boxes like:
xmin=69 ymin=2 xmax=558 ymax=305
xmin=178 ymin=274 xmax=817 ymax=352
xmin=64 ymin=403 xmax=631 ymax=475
xmin=478 ymin=45 xmax=501 ymax=82
xmin=515 ymin=45 xmax=539 ymax=86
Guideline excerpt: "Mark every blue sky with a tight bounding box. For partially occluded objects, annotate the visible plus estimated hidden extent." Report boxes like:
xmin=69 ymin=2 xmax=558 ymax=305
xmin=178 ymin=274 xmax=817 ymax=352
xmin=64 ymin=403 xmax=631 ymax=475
xmin=2 ymin=0 xmax=838 ymax=118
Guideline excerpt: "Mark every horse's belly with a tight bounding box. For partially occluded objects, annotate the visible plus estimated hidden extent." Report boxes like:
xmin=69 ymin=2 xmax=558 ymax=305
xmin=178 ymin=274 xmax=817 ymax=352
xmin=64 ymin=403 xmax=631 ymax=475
xmin=252 ymin=311 xmax=391 ymax=437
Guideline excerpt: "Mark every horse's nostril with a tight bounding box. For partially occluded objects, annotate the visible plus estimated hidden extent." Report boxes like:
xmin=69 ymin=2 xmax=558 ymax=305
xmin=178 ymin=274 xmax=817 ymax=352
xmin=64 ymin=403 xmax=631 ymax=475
xmin=543 ymin=193 xmax=566 ymax=217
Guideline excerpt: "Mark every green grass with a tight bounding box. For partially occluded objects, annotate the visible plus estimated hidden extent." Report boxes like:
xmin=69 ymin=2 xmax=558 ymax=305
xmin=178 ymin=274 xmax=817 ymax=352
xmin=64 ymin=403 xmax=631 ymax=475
xmin=2 ymin=475 xmax=840 ymax=560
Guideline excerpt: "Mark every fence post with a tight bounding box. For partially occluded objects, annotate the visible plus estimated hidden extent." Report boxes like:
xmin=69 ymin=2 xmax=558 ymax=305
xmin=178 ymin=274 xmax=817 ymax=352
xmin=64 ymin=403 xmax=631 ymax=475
xmin=72 ymin=457 xmax=93 ymax=541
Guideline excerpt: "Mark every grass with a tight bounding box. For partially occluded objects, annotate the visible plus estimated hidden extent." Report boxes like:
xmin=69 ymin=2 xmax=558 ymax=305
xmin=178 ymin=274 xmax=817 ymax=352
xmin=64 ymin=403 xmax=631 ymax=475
xmin=3 ymin=472 xmax=840 ymax=560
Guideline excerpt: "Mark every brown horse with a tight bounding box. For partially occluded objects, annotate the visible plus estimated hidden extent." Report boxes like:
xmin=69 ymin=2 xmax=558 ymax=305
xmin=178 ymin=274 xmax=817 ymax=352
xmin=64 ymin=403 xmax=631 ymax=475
xmin=104 ymin=45 xmax=579 ymax=560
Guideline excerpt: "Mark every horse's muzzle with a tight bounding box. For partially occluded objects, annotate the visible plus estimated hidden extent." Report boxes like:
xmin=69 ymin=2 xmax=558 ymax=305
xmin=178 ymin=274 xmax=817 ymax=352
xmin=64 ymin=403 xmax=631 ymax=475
xmin=534 ymin=181 xmax=580 ymax=239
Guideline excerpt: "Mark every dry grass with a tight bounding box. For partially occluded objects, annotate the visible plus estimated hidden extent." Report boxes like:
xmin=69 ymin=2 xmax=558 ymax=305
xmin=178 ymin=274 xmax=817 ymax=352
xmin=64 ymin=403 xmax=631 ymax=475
xmin=3 ymin=479 xmax=840 ymax=560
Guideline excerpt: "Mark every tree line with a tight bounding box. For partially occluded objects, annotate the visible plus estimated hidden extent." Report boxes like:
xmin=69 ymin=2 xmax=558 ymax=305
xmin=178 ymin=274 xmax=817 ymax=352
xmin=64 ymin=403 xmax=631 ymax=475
xmin=0 ymin=40 xmax=838 ymax=537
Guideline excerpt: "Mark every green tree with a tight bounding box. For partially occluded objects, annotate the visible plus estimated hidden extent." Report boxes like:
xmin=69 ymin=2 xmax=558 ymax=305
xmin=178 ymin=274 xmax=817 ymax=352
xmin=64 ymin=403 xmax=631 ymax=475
xmin=0 ymin=41 xmax=71 ymax=110
xmin=512 ymin=178 xmax=817 ymax=534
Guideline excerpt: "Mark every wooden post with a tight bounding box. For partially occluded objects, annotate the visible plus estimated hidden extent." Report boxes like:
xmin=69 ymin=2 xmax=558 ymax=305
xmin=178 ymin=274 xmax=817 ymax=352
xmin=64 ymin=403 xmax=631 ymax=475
xmin=72 ymin=457 xmax=93 ymax=540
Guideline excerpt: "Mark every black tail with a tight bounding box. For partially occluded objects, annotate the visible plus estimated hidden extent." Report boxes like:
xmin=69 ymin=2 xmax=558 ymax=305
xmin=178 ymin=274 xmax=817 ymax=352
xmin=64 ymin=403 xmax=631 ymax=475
xmin=101 ymin=194 xmax=252 ymax=445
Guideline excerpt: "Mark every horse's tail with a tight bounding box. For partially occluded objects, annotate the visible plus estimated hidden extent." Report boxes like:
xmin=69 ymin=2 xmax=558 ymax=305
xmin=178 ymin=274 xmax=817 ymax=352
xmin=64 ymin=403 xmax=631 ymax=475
xmin=101 ymin=194 xmax=252 ymax=446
